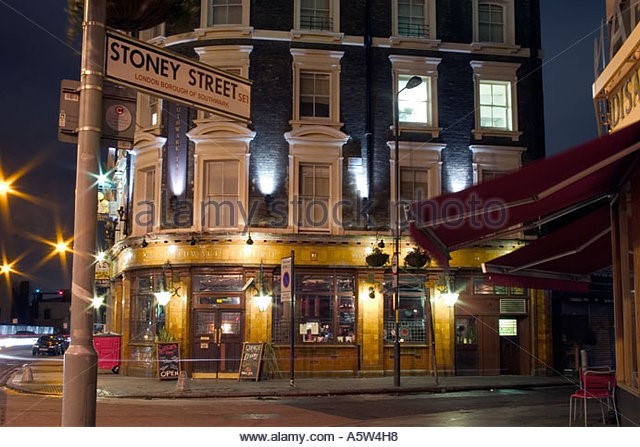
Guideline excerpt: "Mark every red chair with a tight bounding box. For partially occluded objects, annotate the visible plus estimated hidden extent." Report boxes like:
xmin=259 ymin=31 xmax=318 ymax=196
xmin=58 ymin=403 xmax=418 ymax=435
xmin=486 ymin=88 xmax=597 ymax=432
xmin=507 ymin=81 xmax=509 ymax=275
xmin=569 ymin=369 xmax=620 ymax=426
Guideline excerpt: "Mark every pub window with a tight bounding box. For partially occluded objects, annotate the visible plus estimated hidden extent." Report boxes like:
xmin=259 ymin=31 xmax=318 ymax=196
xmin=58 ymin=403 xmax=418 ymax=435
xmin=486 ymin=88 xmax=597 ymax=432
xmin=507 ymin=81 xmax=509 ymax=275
xmin=130 ymin=273 xmax=166 ymax=343
xmin=383 ymin=276 xmax=429 ymax=343
xmin=473 ymin=278 xmax=525 ymax=296
xmin=272 ymin=272 xmax=356 ymax=344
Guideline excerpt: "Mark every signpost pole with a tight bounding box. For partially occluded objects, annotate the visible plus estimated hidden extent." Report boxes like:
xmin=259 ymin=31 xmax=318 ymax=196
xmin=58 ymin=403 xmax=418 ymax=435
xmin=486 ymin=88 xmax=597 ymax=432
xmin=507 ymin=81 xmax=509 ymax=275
xmin=61 ymin=0 xmax=103 ymax=426
xmin=281 ymin=252 xmax=295 ymax=388
xmin=289 ymin=251 xmax=295 ymax=388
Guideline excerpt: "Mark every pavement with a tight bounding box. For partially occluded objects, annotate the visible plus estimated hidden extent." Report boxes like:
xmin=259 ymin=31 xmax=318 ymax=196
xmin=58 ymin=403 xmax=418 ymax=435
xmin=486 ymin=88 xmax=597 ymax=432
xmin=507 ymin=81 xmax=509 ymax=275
xmin=2 ymin=361 xmax=575 ymax=399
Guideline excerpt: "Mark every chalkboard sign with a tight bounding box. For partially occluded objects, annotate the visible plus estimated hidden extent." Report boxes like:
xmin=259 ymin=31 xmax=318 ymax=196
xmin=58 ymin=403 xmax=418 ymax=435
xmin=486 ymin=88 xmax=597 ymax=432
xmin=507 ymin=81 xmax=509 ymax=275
xmin=157 ymin=342 xmax=180 ymax=380
xmin=238 ymin=342 xmax=264 ymax=381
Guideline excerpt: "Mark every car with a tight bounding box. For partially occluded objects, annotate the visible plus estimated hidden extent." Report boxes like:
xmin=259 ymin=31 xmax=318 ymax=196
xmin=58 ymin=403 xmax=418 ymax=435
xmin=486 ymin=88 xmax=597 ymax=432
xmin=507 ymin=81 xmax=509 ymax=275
xmin=32 ymin=335 xmax=68 ymax=356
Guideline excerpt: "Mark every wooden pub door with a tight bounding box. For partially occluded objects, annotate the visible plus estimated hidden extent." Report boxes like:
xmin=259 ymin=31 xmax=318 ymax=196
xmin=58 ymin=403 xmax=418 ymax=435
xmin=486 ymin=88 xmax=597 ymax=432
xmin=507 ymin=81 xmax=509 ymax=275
xmin=192 ymin=309 xmax=243 ymax=378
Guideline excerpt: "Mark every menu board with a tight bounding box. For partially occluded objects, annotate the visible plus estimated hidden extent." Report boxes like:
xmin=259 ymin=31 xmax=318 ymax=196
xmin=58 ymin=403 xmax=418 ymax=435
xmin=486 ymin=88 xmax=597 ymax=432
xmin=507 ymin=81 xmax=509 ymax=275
xmin=238 ymin=342 xmax=264 ymax=381
xmin=157 ymin=342 xmax=180 ymax=380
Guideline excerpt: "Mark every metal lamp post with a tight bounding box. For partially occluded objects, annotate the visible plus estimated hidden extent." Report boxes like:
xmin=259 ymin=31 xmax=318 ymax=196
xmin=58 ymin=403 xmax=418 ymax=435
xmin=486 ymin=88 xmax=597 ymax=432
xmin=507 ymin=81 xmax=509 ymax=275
xmin=61 ymin=0 xmax=105 ymax=426
xmin=393 ymin=75 xmax=422 ymax=387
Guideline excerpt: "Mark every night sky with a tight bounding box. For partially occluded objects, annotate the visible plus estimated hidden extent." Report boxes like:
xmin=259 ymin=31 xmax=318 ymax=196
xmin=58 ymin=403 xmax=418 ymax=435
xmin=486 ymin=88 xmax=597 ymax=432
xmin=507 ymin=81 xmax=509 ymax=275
xmin=0 ymin=0 xmax=606 ymax=293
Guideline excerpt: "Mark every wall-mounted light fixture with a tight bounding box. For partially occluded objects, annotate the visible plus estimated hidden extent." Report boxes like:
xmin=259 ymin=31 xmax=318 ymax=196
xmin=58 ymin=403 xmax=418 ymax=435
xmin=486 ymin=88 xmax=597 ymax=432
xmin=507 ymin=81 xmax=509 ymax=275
xmin=154 ymin=260 xmax=180 ymax=306
xmin=368 ymin=286 xmax=376 ymax=299
xmin=141 ymin=237 xmax=148 ymax=248
xmin=436 ymin=271 xmax=459 ymax=307
xmin=246 ymin=233 xmax=254 ymax=245
xmin=190 ymin=235 xmax=197 ymax=246
xmin=253 ymin=263 xmax=272 ymax=312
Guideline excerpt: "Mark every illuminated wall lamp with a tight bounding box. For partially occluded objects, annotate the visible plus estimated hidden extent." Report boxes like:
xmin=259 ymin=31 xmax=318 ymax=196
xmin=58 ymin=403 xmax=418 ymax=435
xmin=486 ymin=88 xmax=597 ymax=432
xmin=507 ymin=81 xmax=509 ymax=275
xmin=441 ymin=292 xmax=459 ymax=307
xmin=255 ymin=292 xmax=272 ymax=312
xmin=154 ymin=260 xmax=179 ymax=306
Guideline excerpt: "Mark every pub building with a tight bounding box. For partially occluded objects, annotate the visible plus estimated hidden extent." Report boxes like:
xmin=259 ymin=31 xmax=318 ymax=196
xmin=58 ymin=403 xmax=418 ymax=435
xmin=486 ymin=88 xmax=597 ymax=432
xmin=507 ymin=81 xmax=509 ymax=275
xmin=100 ymin=1 xmax=551 ymax=379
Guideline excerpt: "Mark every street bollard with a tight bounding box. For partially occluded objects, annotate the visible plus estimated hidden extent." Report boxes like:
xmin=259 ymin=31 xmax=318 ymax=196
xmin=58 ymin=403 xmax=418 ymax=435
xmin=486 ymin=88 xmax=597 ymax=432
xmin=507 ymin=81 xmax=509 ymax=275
xmin=176 ymin=371 xmax=189 ymax=392
xmin=20 ymin=365 xmax=34 ymax=383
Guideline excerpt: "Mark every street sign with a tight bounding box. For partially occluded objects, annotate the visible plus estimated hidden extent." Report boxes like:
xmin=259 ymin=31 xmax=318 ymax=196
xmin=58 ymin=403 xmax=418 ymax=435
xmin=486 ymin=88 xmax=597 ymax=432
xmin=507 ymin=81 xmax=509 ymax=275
xmin=104 ymin=29 xmax=251 ymax=122
xmin=281 ymin=256 xmax=292 ymax=302
xmin=58 ymin=79 xmax=137 ymax=145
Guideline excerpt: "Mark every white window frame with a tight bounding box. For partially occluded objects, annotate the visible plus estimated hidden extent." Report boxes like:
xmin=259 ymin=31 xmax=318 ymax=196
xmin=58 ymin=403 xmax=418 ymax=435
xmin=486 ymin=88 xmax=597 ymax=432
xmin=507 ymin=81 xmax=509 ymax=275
xmin=390 ymin=55 xmax=441 ymax=136
xmin=285 ymin=126 xmax=349 ymax=234
xmin=194 ymin=45 xmax=252 ymax=121
xmin=295 ymin=0 xmax=339 ymax=31
xmin=389 ymin=142 xmax=444 ymax=231
xmin=199 ymin=0 xmax=251 ymax=38
xmin=470 ymin=60 xmax=521 ymax=141
xmin=298 ymin=163 xmax=332 ymax=232
xmin=292 ymin=0 xmax=343 ymax=42
xmin=472 ymin=0 xmax=516 ymax=50
xmin=136 ymin=93 xmax=163 ymax=133
xmin=130 ymin=141 xmax=165 ymax=237
xmin=201 ymin=159 xmax=241 ymax=229
xmin=188 ymin=121 xmax=255 ymax=232
xmin=469 ymin=145 xmax=524 ymax=184
xmin=291 ymin=49 xmax=343 ymax=129
xmin=393 ymin=0 xmax=436 ymax=40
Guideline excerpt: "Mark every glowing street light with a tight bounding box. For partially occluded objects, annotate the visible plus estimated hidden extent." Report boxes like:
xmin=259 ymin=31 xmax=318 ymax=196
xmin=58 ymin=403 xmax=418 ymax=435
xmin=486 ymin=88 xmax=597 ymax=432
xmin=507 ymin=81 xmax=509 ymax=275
xmin=0 ymin=179 xmax=12 ymax=195
xmin=55 ymin=241 xmax=70 ymax=254
xmin=91 ymin=295 xmax=105 ymax=310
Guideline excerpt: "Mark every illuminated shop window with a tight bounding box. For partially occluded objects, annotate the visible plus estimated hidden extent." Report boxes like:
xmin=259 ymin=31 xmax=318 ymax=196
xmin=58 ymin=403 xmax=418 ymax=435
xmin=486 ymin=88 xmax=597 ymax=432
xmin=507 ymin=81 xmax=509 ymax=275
xmin=272 ymin=273 xmax=356 ymax=344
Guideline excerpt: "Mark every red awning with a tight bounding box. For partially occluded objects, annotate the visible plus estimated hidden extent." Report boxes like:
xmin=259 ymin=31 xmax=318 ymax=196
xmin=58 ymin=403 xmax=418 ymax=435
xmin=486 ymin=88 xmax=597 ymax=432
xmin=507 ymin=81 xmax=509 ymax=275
xmin=481 ymin=205 xmax=612 ymax=292
xmin=409 ymin=120 xmax=640 ymax=267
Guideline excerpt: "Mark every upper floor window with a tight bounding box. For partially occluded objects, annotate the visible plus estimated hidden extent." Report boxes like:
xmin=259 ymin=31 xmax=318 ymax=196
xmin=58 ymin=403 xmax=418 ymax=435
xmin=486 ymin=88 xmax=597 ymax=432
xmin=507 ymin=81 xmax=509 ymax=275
xmin=136 ymin=93 xmax=162 ymax=131
xmin=398 ymin=0 xmax=425 ymax=37
xmin=202 ymin=159 xmax=239 ymax=229
xmin=294 ymin=0 xmax=340 ymax=34
xmin=469 ymin=145 xmax=524 ymax=184
xmin=208 ymin=0 xmax=242 ymax=25
xmin=300 ymin=0 xmax=331 ymax=30
xmin=400 ymin=166 xmax=429 ymax=202
xmin=470 ymin=60 xmax=521 ymax=141
xmin=195 ymin=45 xmax=252 ymax=121
xmin=201 ymin=0 xmax=249 ymax=29
xmin=300 ymin=72 xmax=330 ymax=118
xmin=398 ymin=74 xmax=430 ymax=124
xmin=291 ymin=49 xmax=343 ymax=127
xmin=390 ymin=55 xmax=441 ymax=135
xmin=285 ymin=126 xmax=348 ymax=234
xmin=131 ymin=150 xmax=158 ymax=237
xmin=298 ymin=163 xmax=331 ymax=231
xmin=472 ymin=0 xmax=515 ymax=46
xmin=479 ymin=80 xmax=511 ymax=129
xmin=388 ymin=142 xmax=444 ymax=229
xmin=393 ymin=0 xmax=436 ymax=40
xmin=478 ymin=3 xmax=504 ymax=43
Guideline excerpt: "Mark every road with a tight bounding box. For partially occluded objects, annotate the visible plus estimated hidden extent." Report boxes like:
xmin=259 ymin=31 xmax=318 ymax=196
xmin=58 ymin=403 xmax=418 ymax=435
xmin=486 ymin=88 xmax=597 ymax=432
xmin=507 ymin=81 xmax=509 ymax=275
xmin=0 ymin=342 xmax=577 ymax=427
